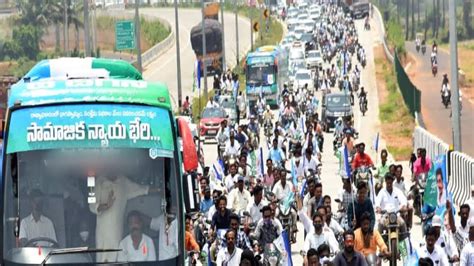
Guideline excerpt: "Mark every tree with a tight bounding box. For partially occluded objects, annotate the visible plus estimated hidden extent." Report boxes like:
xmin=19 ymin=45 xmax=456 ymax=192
xmin=463 ymin=0 xmax=473 ymax=38
xmin=405 ymin=0 xmax=409 ymax=40
xmin=411 ymin=0 xmax=415 ymax=39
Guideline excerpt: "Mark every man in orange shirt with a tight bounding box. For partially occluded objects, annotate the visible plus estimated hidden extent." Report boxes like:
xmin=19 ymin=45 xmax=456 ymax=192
xmin=354 ymin=212 xmax=389 ymax=258
xmin=185 ymin=215 xmax=200 ymax=252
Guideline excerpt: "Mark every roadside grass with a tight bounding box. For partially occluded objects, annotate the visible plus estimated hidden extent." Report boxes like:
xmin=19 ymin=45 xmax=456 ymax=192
xmin=191 ymin=11 xmax=283 ymax=120
xmin=374 ymin=45 xmax=415 ymax=161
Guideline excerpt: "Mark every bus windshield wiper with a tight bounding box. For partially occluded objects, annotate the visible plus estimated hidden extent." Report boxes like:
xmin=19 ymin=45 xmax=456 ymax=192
xmin=40 ymin=247 xmax=122 ymax=265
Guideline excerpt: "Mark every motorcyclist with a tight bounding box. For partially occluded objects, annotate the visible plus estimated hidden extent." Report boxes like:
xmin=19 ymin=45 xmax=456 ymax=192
xmin=416 ymin=36 xmax=421 ymax=50
xmin=246 ymin=185 xmax=267 ymax=223
xmin=303 ymin=213 xmax=340 ymax=263
xmin=254 ymin=205 xmax=283 ymax=247
xmin=341 ymin=129 xmax=356 ymax=157
xmin=224 ymin=163 xmax=240 ymax=193
xmin=358 ymin=86 xmax=368 ymax=108
xmin=431 ymin=213 xmax=459 ymax=263
xmin=248 ymin=115 xmax=260 ymax=137
xmin=182 ymin=96 xmax=191 ymax=115
xmin=227 ymin=176 xmax=252 ymax=213
xmin=413 ymin=148 xmax=432 ymax=177
xmin=354 ymin=212 xmax=390 ymax=258
xmin=348 ymin=182 xmax=376 ymax=231
xmin=441 ymin=74 xmax=451 ymax=103
xmin=224 ymin=132 xmax=241 ymax=159
xmin=432 ymin=40 xmax=438 ymax=54
xmin=351 ymin=143 xmax=374 ymax=176
xmin=375 ymin=149 xmax=391 ymax=194
xmin=375 ymin=173 xmax=408 ymax=240
xmin=227 ymin=213 xmax=251 ymax=251
xmin=268 ymin=138 xmax=286 ymax=167
xmin=282 ymin=83 xmax=290 ymax=97
xmin=417 ymin=227 xmax=449 ymax=266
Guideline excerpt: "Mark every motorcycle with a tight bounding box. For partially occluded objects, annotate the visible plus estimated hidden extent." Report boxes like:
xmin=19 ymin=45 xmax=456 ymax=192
xmin=334 ymin=199 xmax=350 ymax=231
xmin=416 ymin=43 xmax=420 ymax=53
xmin=441 ymin=86 xmax=451 ymax=108
xmin=258 ymin=106 xmax=265 ymax=127
xmin=264 ymin=119 xmax=273 ymax=148
xmin=277 ymin=191 xmax=297 ymax=243
xmin=217 ymin=132 xmax=228 ymax=161
xmin=380 ymin=210 xmax=403 ymax=266
xmin=355 ymin=166 xmax=373 ymax=188
xmin=361 ymin=55 xmax=367 ymax=68
xmin=432 ymin=64 xmax=438 ymax=77
xmin=263 ymin=243 xmax=281 ymax=266
xmin=359 ymin=95 xmax=368 ymax=116
xmin=421 ymin=45 xmax=426 ymax=55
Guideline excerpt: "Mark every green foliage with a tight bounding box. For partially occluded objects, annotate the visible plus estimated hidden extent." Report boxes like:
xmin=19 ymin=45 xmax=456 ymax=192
xmin=140 ymin=17 xmax=170 ymax=45
xmin=1 ymin=25 xmax=41 ymax=60
xmin=386 ymin=19 xmax=406 ymax=56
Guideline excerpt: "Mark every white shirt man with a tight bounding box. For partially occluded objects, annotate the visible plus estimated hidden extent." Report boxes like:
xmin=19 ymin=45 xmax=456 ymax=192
xmin=292 ymin=157 xmax=305 ymax=180
xmin=224 ymin=141 xmax=240 ymax=158
xmin=117 ymin=234 xmax=156 ymax=262
xmin=19 ymin=214 xmax=57 ymax=246
xmin=303 ymin=227 xmax=339 ymax=254
xmin=303 ymin=153 xmax=319 ymax=173
xmin=460 ymin=242 xmax=474 ymax=266
xmin=272 ymin=180 xmax=293 ymax=201
xmin=90 ymin=175 xmax=150 ymax=262
xmin=417 ymin=244 xmax=449 ymax=266
xmin=206 ymin=100 xmax=219 ymax=108
xmin=227 ymin=185 xmax=252 ymax=213
xmin=216 ymin=245 xmax=243 ymax=266
xmin=375 ymin=186 xmax=407 ymax=212
xmin=150 ymin=214 xmax=178 ymax=261
xmin=246 ymin=198 xmax=267 ymax=223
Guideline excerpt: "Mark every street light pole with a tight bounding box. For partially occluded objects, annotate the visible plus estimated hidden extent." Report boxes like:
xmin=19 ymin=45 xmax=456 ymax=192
xmin=449 ymin=0 xmax=462 ymax=151
xmin=83 ymin=0 xmax=91 ymax=56
xmin=235 ymin=0 xmax=239 ymax=65
xmin=220 ymin=0 xmax=226 ymax=71
xmin=134 ymin=0 xmax=143 ymax=73
xmin=201 ymin=0 xmax=208 ymax=99
xmin=174 ymin=0 xmax=183 ymax=108
xmin=64 ymin=0 xmax=69 ymax=56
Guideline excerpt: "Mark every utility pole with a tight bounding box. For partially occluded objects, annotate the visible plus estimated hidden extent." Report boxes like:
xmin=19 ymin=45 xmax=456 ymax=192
xmin=64 ymin=0 xmax=69 ymax=56
xmin=449 ymin=0 xmax=462 ymax=151
xmin=83 ymin=0 xmax=91 ymax=56
xmin=235 ymin=0 xmax=239 ymax=64
xmin=135 ymin=0 xmax=143 ymax=73
xmin=201 ymin=0 xmax=208 ymax=99
xmin=220 ymin=0 xmax=226 ymax=71
xmin=174 ymin=0 xmax=183 ymax=108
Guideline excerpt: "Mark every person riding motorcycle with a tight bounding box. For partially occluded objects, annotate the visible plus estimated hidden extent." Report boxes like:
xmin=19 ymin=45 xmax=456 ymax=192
xmin=432 ymin=40 xmax=438 ymax=54
xmin=413 ymin=148 xmax=432 ymax=177
xmin=354 ymin=212 xmax=390 ymax=258
xmin=254 ymin=205 xmax=283 ymax=247
xmin=359 ymin=87 xmax=368 ymax=106
xmin=375 ymin=173 xmax=409 ymax=241
xmin=248 ymin=115 xmax=260 ymax=139
xmin=303 ymin=213 xmax=340 ymax=263
xmin=441 ymin=74 xmax=451 ymax=104
xmin=351 ymin=143 xmax=374 ymax=179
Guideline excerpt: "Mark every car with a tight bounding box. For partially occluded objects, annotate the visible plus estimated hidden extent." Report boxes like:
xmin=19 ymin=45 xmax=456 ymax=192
xmin=218 ymin=96 xmax=238 ymax=125
xmin=199 ymin=107 xmax=227 ymax=139
xmin=299 ymin=19 xmax=315 ymax=33
xmin=293 ymin=69 xmax=314 ymax=91
xmin=287 ymin=18 xmax=299 ymax=31
xmin=306 ymin=50 xmax=323 ymax=69
xmin=289 ymin=61 xmax=306 ymax=86
xmin=293 ymin=27 xmax=305 ymax=40
xmin=321 ymin=93 xmax=353 ymax=131
xmin=289 ymin=45 xmax=305 ymax=69
xmin=301 ymin=33 xmax=316 ymax=51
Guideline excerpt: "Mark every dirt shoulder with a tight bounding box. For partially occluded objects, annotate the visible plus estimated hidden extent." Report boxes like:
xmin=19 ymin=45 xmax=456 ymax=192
xmin=374 ymin=44 xmax=415 ymax=161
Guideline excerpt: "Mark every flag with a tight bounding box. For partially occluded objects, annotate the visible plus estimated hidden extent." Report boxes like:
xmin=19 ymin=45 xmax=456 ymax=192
xmin=343 ymin=144 xmax=352 ymax=180
xmin=212 ymin=159 xmax=225 ymax=181
xmin=300 ymin=179 xmax=307 ymax=198
xmin=373 ymin=132 xmax=379 ymax=152
xmin=256 ymin=147 xmax=265 ymax=178
xmin=194 ymin=60 xmax=202 ymax=92
xmin=369 ymin=175 xmax=376 ymax=205
xmin=291 ymin=160 xmax=297 ymax=186
xmin=282 ymin=230 xmax=293 ymax=266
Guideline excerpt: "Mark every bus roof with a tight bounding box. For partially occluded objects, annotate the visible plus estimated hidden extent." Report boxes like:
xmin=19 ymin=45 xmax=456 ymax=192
xmin=255 ymin=45 xmax=278 ymax=53
xmin=9 ymin=59 xmax=171 ymax=110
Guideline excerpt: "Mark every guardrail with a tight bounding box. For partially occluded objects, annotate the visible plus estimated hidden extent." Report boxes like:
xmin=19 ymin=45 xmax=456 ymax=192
xmin=131 ymin=28 xmax=175 ymax=67
xmin=373 ymin=6 xmax=394 ymax=64
xmin=413 ymin=125 xmax=474 ymax=206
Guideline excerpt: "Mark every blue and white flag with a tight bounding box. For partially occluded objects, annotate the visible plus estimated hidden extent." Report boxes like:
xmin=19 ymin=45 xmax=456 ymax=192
xmin=369 ymin=176 xmax=376 ymax=205
xmin=343 ymin=144 xmax=352 ymax=180
xmin=212 ymin=159 xmax=225 ymax=181
xmin=373 ymin=132 xmax=380 ymax=152
xmin=300 ymin=179 xmax=307 ymax=198
xmin=291 ymin=160 xmax=297 ymax=186
xmin=273 ymin=230 xmax=293 ymax=266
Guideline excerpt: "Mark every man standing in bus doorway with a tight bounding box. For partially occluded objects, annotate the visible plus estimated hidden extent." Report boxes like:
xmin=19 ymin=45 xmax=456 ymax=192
xmin=90 ymin=174 xmax=155 ymax=262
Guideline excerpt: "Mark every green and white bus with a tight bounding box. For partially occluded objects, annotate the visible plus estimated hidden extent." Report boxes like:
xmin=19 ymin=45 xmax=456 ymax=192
xmin=0 ymin=58 xmax=200 ymax=265
xmin=245 ymin=45 xmax=288 ymax=107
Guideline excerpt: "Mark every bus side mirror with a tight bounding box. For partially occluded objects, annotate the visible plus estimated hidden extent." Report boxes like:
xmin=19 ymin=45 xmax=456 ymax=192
xmin=177 ymin=118 xmax=198 ymax=172
xmin=183 ymin=172 xmax=200 ymax=213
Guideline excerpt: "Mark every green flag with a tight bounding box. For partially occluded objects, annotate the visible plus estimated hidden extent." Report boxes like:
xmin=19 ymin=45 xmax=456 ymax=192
xmin=423 ymin=166 xmax=437 ymax=207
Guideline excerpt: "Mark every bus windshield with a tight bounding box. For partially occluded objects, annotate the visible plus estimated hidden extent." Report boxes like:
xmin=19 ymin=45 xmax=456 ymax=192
xmin=3 ymin=104 xmax=180 ymax=265
xmin=247 ymin=64 xmax=275 ymax=85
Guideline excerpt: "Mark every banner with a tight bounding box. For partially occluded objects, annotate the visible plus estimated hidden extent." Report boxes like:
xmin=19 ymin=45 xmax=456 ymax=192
xmin=7 ymin=104 xmax=174 ymax=154
xmin=423 ymin=155 xmax=448 ymax=211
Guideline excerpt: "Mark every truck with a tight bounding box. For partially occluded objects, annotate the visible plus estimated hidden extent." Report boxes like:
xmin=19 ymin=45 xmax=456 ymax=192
xmin=344 ymin=0 xmax=370 ymax=19
xmin=0 ymin=57 xmax=201 ymax=265
xmin=190 ymin=2 xmax=224 ymax=75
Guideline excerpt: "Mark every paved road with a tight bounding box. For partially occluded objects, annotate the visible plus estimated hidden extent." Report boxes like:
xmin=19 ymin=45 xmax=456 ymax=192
xmin=406 ymin=42 xmax=474 ymax=156
xmin=200 ymin=13 xmax=423 ymax=264
xmin=140 ymin=8 xmax=252 ymax=109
